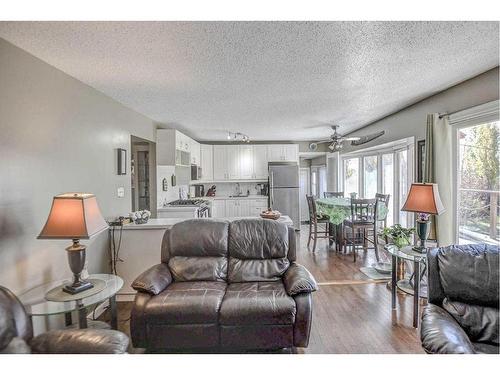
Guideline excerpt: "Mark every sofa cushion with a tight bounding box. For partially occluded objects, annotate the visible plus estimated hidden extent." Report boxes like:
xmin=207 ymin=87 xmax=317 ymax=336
xmin=228 ymin=219 xmax=290 ymax=282
xmin=168 ymin=256 xmax=227 ymax=282
xmin=437 ymin=244 xmax=499 ymax=307
xmin=169 ymin=219 xmax=229 ymax=258
xmin=219 ymin=281 xmax=296 ymax=325
xmin=166 ymin=219 xmax=230 ymax=281
xmin=443 ymin=298 xmax=499 ymax=345
xmin=144 ymin=281 xmax=226 ymax=324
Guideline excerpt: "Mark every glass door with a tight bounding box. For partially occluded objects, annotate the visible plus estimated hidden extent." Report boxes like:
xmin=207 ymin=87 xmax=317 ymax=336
xmin=363 ymin=155 xmax=378 ymax=198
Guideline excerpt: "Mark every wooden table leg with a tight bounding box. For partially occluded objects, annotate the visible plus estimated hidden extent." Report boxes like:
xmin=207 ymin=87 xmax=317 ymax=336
xmin=413 ymin=260 xmax=421 ymax=328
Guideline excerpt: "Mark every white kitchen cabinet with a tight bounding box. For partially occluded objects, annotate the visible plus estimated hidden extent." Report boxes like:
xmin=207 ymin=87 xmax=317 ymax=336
xmin=190 ymin=139 xmax=201 ymax=165
xmin=249 ymin=198 xmax=268 ymax=217
xmin=239 ymin=145 xmax=254 ymax=179
xmin=213 ymin=145 xmax=228 ymax=180
xmin=283 ymin=144 xmax=299 ymax=162
xmin=252 ymin=145 xmax=268 ymax=179
xmin=267 ymin=144 xmax=298 ymax=162
xmin=267 ymin=144 xmax=283 ymax=162
xmin=225 ymin=199 xmax=239 ymax=217
xmin=239 ymin=199 xmax=250 ymax=216
xmin=227 ymin=145 xmax=240 ymax=179
xmin=200 ymin=144 xmax=213 ymax=181
xmin=211 ymin=199 xmax=226 ymax=218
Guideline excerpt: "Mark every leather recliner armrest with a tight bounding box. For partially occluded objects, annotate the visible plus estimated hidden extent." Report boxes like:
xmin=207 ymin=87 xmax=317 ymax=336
xmin=283 ymin=263 xmax=318 ymax=296
xmin=421 ymin=304 xmax=476 ymax=354
xmin=30 ymin=329 xmax=129 ymax=354
xmin=131 ymin=263 xmax=172 ymax=295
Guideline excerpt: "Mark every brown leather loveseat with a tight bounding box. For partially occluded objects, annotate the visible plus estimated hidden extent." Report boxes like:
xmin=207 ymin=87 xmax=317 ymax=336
xmin=130 ymin=218 xmax=317 ymax=351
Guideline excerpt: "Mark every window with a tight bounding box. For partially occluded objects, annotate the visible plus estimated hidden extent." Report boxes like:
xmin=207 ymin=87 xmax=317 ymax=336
xmin=311 ymin=169 xmax=318 ymax=197
xmin=343 ymin=158 xmax=359 ymax=196
xmin=398 ymin=149 xmax=408 ymax=227
xmin=382 ymin=153 xmax=394 ymax=226
xmin=457 ymin=121 xmax=499 ymax=245
xmin=363 ymin=155 xmax=378 ymax=198
xmin=319 ymin=166 xmax=327 ymax=199
xmin=340 ymin=138 xmax=413 ymax=225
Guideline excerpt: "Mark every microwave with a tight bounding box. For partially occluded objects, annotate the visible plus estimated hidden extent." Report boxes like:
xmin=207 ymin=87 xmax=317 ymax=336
xmin=191 ymin=165 xmax=202 ymax=180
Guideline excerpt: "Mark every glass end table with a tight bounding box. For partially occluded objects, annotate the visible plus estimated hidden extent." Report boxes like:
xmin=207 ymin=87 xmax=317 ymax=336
xmin=19 ymin=273 xmax=123 ymax=329
xmin=384 ymin=245 xmax=427 ymax=328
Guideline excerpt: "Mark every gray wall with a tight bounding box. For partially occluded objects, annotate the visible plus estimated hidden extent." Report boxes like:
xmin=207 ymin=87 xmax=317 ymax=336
xmin=341 ymin=67 xmax=499 ymax=154
xmin=0 ymin=39 xmax=156 ymax=294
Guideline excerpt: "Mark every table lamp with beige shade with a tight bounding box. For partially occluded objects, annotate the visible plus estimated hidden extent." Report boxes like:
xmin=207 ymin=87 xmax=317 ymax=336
xmin=401 ymin=183 xmax=445 ymax=253
xmin=38 ymin=193 xmax=108 ymax=294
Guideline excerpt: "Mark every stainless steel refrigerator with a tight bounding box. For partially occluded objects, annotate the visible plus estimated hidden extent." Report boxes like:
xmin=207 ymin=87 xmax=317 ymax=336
xmin=269 ymin=162 xmax=300 ymax=230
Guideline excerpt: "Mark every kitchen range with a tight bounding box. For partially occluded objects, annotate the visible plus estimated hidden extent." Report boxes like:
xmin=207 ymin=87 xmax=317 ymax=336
xmin=157 ymin=198 xmax=210 ymax=218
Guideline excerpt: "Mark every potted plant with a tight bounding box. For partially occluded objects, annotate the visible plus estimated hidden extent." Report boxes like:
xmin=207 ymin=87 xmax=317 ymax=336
xmin=381 ymin=224 xmax=415 ymax=249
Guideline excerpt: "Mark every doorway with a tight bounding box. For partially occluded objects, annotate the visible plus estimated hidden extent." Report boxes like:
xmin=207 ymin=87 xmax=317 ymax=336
xmin=131 ymin=136 xmax=157 ymax=217
xmin=299 ymin=167 xmax=311 ymax=222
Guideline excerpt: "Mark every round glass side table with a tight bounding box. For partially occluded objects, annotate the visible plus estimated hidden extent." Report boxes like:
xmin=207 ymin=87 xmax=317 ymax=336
xmin=19 ymin=274 xmax=123 ymax=329
xmin=384 ymin=245 xmax=427 ymax=328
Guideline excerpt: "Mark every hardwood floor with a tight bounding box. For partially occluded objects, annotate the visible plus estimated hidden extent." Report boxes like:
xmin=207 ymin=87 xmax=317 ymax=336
xmin=101 ymin=224 xmax=424 ymax=353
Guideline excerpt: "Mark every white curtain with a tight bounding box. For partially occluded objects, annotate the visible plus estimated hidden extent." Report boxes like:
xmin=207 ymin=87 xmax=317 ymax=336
xmin=427 ymin=113 xmax=454 ymax=246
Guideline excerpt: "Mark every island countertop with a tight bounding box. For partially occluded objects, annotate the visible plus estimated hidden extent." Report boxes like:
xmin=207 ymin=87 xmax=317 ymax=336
xmin=121 ymin=215 xmax=292 ymax=230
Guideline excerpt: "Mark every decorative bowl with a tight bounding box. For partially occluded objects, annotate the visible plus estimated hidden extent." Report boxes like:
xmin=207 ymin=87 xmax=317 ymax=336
xmin=260 ymin=210 xmax=281 ymax=220
xmin=134 ymin=218 xmax=149 ymax=224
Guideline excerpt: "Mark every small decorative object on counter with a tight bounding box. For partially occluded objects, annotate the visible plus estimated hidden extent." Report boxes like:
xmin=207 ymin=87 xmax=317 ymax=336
xmin=206 ymin=185 xmax=216 ymax=197
xmin=129 ymin=210 xmax=151 ymax=224
xmin=260 ymin=209 xmax=281 ymax=220
xmin=381 ymin=224 xmax=415 ymax=249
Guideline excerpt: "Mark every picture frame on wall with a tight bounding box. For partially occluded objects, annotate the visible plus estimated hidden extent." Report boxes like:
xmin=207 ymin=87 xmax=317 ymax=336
xmin=417 ymin=140 xmax=425 ymax=183
xmin=117 ymin=148 xmax=127 ymax=175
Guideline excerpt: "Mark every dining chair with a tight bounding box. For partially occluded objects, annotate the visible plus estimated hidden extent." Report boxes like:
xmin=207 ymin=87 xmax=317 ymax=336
xmin=343 ymin=198 xmax=377 ymax=262
xmin=364 ymin=193 xmax=391 ymax=259
xmin=324 ymin=191 xmax=344 ymax=198
xmin=306 ymin=195 xmax=334 ymax=252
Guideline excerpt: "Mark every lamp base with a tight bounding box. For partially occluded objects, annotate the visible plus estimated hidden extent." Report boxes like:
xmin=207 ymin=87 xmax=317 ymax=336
xmin=63 ymin=280 xmax=94 ymax=294
xmin=412 ymin=245 xmax=427 ymax=254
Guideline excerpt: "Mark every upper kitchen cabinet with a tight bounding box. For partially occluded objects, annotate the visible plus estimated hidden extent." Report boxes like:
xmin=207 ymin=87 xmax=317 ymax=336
xmin=200 ymin=144 xmax=213 ymax=181
xmin=227 ymin=145 xmax=241 ymax=179
xmin=213 ymin=145 xmax=229 ymax=180
xmin=189 ymin=138 xmax=201 ymax=165
xmin=252 ymin=144 xmax=268 ymax=179
xmin=239 ymin=145 xmax=254 ymax=179
xmin=267 ymin=144 xmax=299 ymax=162
xmin=157 ymin=129 xmax=201 ymax=166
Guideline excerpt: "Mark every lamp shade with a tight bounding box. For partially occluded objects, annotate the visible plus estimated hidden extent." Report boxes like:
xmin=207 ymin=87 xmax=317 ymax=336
xmin=401 ymin=183 xmax=445 ymax=215
xmin=38 ymin=193 xmax=108 ymax=239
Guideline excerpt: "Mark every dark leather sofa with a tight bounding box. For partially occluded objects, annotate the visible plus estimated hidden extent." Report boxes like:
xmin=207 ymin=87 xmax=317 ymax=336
xmin=130 ymin=218 xmax=317 ymax=351
xmin=0 ymin=285 xmax=129 ymax=354
xmin=421 ymin=243 xmax=499 ymax=354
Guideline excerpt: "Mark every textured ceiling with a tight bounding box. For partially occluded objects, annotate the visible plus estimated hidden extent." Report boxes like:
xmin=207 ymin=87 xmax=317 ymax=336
xmin=0 ymin=21 xmax=498 ymax=141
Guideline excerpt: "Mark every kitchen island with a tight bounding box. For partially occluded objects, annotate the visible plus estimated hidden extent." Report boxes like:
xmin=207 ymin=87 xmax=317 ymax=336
xmin=112 ymin=216 xmax=293 ymax=300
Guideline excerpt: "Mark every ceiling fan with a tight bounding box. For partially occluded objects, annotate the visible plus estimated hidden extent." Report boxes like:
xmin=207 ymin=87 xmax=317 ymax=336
xmin=309 ymin=125 xmax=385 ymax=152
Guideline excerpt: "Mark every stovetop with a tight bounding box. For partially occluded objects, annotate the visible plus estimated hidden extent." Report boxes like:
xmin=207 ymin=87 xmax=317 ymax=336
xmin=167 ymin=199 xmax=208 ymax=206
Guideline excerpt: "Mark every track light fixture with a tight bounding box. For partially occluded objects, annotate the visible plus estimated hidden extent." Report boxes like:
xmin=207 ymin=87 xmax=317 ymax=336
xmin=226 ymin=131 xmax=250 ymax=143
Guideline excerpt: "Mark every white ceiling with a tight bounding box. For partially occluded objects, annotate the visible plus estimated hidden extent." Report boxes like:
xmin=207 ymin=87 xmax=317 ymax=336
xmin=0 ymin=21 xmax=498 ymax=141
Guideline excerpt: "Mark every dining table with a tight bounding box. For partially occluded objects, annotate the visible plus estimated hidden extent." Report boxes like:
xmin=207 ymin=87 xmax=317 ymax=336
xmin=315 ymin=196 xmax=389 ymax=250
